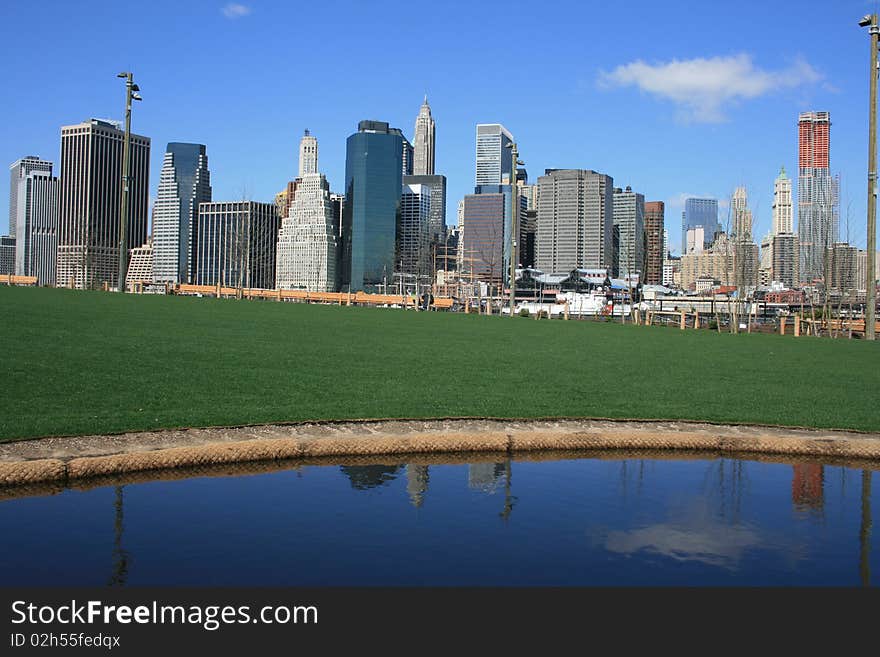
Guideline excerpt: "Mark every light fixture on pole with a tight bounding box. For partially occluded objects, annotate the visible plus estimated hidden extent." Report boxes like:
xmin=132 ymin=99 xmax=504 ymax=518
xmin=505 ymin=142 xmax=523 ymax=317
xmin=116 ymin=72 xmax=141 ymax=293
xmin=860 ymin=15 xmax=878 ymax=340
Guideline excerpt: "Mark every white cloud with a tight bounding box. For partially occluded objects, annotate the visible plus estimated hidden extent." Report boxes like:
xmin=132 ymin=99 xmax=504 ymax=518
xmin=604 ymin=522 xmax=761 ymax=569
xmin=599 ymin=54 xmax=821 ymax=123
xmin=222 ymin=3 xmax=252 ymax=19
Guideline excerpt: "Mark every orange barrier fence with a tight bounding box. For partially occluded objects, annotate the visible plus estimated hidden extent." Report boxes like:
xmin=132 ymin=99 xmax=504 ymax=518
xmin=1 ymin=274 xmax=38 ymax=286
xmin=173 ymin=284 xmax=454 ymax=309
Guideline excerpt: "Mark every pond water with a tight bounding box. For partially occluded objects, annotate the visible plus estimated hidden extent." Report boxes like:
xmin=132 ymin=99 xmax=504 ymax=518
xmin=1 ymin=455 xmax=876 ymax=586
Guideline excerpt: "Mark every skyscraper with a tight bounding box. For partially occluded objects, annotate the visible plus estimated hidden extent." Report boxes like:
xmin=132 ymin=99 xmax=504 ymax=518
xmin=644 ymin=201 xmax=665 ymax=285
xmin=613 ymin=186 xmax=645 ymax=279
xmin=412 ymin=96 xmax=435 ymax=176
xmin=460 ymin=192 xmax=507 ymax=284
xmin=0 ymin=235 xmax=15 ymax=275
xmin=798 ymin=111 xmax=838 ymax=282
xmin=731 ymin=186 xmax=752 ymax=241
xmin=398 ymin=183 xmax=431 ymax=278
xmin=402 ymin=135 xmax=414 ymax=178
xmin=9 ymin=156 xmax=52 ymax=238
xmin=772 ymin=233 xmax=799 ymax=289
xmin=275 ymin=131 xmax=338 ymax=292
xmin=194 ymin=201 xmax=278 ymax=289
xmin=403 ymin=174 xmax=447 ymax=262
xmin=682 ymin=198 xmax=719 ymax=254
xmin=343 ymin=120 xmax=403 ymax=291
xmin=152 ymin=143 xmax=212 ymax=284
xmin=475 ymin=124 xmax=514 ymax=185
xmin=535 ymin=169 xmax=614 ymax=275
xmin=772 ymin=166 xmax=793 ymax=235
xmin=13 ymin=165 xmax=58 ymax=285
xmin=57 ymin=119 xmax=150 ymax=289
xmin=126 ymin=238 xmax=154 ymax=291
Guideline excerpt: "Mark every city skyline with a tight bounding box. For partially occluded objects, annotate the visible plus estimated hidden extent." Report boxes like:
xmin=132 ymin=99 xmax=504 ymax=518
xmin=1 ymin=1 xmax=876 ymax=256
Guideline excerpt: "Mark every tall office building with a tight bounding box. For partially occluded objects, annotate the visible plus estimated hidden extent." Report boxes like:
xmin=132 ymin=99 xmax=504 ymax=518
xmin=343 ymin=120 xmax=403 ymax=291
xmin=682 ymin=198 xmax=719 ymax=254
xmin=152 ymin=143 xmax=211 ymax=284
xmin=772 ymin=166 xmax=793 ymax=235
xmin=299 ymin=129 xmax=317 ymax=177
xmin=829 ymin=242 xmax=858 ymax=295
xmin=613 ymin=186 xmax=645 ymax=279
xmin=194 ymin=201 xmax=278 ymax=289
xmin=520 ymin=208 xmax=537 ymax=269
xmin=644 ymin=201 xmax=664 ymax=285
xmin=9 ymin=156 xmax=52 ymax=238
xmin=398 ymin=183 xmax=431 ymax=277
xmin=13 ymin=166 xmax=59 ymax=285
xmin=731 ymin=186 xmax=753 ymax=241
xmin=403 ymin=174 xmax=447 ymax=254
xmin=798 ymin=111 xmax=839 ymax=282
xmin=475 ymin=124 xmax=514 ymax=185
xmin=0 ymin=235 xmax=14 ymax=275
xmin=57 ymin=119 xmax=150 ymax=289
xmin=460 ymin=192 xmax=507 ymax=284
xmin=686 ymin=226 xmax=706 ymax=255
xmin=535 ymin=169 xmax=614 ymax=275
xmin=275 ymin=131 xmax=338 ymax=292
xmin=402 ymin=136 xmax=414 ymax=178
xmin=772 ymin=233 xmax=799 ymax=289
xmin=126 ymin=238 xmax=154 ymax=291
xmin=412 ymin=96 xmax=435 ymax=176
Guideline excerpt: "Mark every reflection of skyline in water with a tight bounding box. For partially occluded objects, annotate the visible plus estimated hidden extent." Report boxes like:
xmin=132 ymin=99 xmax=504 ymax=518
xmin=0 ymin=454 xmax=873 ymax=586
xmin=339 ymin=464 xmax=401 ymax=490
xmin=792 ymin=464 xmax=825 ymax=514
xmin=468 ymin=463 xmax=507 ymax=493
xmin=406 ymin=465 xmax=429 ymax=508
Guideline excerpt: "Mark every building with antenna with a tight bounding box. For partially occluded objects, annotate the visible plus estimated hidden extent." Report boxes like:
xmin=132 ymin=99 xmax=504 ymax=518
xmin=412 ymin=96 xmax=435 ymax=176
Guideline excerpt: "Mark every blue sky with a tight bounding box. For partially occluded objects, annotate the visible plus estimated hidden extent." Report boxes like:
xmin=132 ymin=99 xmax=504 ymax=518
xmin=2 ymin=0 xmax=879 ymax=254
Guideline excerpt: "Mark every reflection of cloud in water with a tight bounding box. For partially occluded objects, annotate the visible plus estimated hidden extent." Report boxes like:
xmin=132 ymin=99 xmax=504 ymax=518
xmin=604 ymin=522 xmax=762 ymax=569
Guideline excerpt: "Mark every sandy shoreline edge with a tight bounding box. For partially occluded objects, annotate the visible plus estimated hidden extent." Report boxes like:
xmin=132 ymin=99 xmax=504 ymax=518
xmin=2 ymin=418 xmax=880 ymax=491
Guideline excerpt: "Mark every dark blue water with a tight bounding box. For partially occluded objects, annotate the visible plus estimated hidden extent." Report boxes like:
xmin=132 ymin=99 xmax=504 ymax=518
xmin=1 ymin=456 xmax=876 ymax=586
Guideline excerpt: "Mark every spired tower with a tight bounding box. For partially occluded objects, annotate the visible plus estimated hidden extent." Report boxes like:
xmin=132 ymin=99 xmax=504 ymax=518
xmin=412 ymin=96 xmax=435 ymax=176
xmin=275 ymin=130 xmax=338 ymax=292
xmin=731 ymin=186 xmax=753 ymax=241
xmin=772 ymin=166 xmax=793 ymax=236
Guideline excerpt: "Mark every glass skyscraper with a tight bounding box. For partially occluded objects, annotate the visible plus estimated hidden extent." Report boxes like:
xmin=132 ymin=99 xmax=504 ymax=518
xmin=152 ymin=143 xmax=212 ymax=284
xmin=343 ymin=120 xmax=403 ymax=291
xmin=681 ymin=197 xmax=719 ymax=254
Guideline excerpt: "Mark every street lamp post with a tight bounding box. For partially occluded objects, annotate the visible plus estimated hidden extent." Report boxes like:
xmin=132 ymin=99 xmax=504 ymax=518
xmin=861 ymin=14 xmax=878 ymax=340
xmin=506 ymin=142 xmax=522 ymax=317
xmin=116 ymin=72 xmax=142 ymax=293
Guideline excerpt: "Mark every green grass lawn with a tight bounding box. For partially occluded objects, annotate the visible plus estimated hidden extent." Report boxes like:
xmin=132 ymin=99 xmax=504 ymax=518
xmin=1 ymin=285 xmax=879 ymax=441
